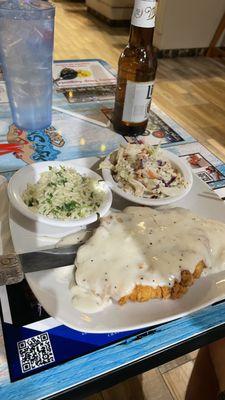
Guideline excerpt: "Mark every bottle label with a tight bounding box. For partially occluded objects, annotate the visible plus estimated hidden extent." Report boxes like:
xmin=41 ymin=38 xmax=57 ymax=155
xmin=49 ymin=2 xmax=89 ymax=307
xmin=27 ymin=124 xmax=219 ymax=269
xmin=122 ymin=81 xmax=154 ymax=123
xmin=131 ymin=0 xmax=157 ymax=28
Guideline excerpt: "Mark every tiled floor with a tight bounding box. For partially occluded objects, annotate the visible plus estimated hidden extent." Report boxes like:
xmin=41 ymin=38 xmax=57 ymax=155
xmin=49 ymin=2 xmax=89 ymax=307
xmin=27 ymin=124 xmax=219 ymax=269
xmin=85 ymin=352 xmax=198 ymax=399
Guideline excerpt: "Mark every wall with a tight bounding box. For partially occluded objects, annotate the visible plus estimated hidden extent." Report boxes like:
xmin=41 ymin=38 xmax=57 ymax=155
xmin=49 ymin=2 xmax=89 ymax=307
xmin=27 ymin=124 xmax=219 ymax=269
xmin=154 ymin=0 xmax=225 ymax=49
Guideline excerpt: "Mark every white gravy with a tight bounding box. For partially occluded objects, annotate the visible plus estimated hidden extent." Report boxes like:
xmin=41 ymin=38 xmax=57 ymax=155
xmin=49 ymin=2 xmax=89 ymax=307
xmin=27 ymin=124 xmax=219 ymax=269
xmin=71 ymin=207 xmax=225 ymax=313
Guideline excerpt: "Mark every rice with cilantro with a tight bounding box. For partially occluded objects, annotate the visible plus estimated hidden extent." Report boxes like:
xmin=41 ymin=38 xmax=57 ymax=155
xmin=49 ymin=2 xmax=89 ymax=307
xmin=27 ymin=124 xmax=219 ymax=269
xmin=22 ymin=166 xmax=105 ymax=220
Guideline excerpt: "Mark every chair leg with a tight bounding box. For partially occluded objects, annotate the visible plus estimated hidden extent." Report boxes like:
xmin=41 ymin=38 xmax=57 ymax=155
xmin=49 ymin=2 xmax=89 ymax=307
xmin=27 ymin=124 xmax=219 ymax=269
xmin=185 ymin=347 xmax=219 ymax=400
xmin=206 ymin=12 xmax=225 ymax=57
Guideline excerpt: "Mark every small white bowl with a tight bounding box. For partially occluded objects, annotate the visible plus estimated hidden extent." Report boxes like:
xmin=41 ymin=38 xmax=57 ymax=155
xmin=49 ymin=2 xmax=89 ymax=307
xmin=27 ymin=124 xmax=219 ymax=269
xmin=8 ymin=160 xmax=112 ymax=228
xmin=102 ymin=149 xmax=193 ymax=206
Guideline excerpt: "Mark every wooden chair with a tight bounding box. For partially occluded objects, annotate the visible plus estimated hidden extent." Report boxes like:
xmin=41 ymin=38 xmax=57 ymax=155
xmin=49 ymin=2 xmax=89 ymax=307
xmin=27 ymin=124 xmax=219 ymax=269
xmin=206 ymin=12 xmax=225 ymax=57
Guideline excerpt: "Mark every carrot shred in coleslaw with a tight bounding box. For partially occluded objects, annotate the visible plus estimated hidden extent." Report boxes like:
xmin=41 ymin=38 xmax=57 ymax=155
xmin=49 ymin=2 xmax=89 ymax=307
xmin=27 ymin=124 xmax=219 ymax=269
xmin=101 ymin=144 xmax=188 ymax=198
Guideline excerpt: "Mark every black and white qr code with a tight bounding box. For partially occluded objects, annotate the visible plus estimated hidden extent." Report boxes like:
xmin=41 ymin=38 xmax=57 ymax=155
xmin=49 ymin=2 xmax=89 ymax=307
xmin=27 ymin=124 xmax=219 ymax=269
xmin=17 ymin=333 xmax=55 ymax=373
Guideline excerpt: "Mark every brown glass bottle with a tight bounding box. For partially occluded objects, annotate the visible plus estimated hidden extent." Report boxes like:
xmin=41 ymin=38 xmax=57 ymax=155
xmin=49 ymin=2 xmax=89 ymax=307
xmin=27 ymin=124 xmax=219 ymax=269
xmin=113 ymin=0 xmax=158 ymax=136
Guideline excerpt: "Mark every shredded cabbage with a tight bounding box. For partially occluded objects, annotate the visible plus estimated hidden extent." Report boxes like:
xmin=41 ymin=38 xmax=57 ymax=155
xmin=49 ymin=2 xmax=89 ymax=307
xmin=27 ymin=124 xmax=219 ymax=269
xmin=23 ymin=166 xmax=105 ymax=220
xmin=101 ymin=144 xmax=188 ymax=199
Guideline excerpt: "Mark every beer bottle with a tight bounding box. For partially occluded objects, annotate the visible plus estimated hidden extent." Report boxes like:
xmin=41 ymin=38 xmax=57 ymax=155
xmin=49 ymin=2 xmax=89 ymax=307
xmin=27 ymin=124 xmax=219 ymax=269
xmin=113 ymin=0 xmax=158 ymax=136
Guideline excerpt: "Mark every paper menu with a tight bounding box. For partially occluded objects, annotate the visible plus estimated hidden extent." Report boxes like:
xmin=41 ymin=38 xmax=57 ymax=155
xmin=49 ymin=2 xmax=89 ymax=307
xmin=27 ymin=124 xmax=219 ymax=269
xmin=53 ymin=60 xmax=116 ymax=89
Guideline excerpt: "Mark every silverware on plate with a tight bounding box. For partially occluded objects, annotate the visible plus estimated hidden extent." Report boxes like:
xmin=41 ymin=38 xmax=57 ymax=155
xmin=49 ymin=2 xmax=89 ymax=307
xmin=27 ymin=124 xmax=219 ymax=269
xmin=0 ymin=243 xmax=82 ymax=286
xmin=0 ymin=217 xmax=101 ymax=286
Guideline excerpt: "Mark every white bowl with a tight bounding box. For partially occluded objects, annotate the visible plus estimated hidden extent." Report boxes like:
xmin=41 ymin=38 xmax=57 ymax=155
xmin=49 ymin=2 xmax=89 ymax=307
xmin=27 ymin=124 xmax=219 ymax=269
xmin=8 ymin=160 xmax=112 ymax=228
xmin=102 ymin=149 xmax=193 ymax=206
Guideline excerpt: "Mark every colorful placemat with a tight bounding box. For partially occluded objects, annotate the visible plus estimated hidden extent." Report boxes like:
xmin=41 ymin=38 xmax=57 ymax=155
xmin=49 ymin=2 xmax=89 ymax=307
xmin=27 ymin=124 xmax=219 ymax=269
xmin=1 ymin=59 xmax=225 ymax=383
xmin=0 ymin=281 xmax=140 ymax=382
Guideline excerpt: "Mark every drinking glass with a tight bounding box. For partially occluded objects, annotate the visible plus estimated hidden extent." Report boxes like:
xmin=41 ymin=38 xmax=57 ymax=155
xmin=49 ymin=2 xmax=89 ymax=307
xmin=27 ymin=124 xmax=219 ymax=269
xmin=0 ymin=0 xmax=55 ymax=130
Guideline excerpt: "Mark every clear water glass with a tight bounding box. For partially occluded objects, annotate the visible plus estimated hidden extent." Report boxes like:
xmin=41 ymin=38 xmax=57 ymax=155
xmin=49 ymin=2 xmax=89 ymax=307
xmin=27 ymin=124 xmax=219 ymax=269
xmin=0 ymin=0 xmax=55 ymax=130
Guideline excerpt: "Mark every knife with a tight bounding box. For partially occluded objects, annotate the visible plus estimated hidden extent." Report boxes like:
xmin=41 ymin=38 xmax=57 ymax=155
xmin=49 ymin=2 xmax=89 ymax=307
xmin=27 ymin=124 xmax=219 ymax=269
xmin=0 ymin=243 xmax=82 ymax=286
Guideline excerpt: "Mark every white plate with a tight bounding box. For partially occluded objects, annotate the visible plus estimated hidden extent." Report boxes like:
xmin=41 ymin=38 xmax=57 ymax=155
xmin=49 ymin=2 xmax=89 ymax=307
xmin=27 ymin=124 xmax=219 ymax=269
xmin=25 ymin=267 xmax=225 ymax=333
xmin=9 ymin=159 xmax=225 ymax=333
xmin=8 ymin=159 xmax=112 ymax=229
xmin=102 ymin=149 xmax=193 ymax=206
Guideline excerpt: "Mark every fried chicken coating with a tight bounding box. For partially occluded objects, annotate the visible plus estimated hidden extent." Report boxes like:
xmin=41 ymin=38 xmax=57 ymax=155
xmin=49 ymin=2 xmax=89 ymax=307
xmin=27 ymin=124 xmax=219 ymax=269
xmin=119 ymin=261 xmax=205 ymax=305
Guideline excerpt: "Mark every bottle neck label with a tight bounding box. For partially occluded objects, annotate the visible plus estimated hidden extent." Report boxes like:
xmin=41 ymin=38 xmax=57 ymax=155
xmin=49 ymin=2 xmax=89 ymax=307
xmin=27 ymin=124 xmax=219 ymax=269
xmin=131 ymin=0 xmax=157 ymax=28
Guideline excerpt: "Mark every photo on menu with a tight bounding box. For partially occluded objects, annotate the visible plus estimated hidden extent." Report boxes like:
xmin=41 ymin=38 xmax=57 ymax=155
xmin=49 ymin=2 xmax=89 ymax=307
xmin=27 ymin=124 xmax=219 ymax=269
xmin=180 ymin=153 xmax=225 ymax=182
xmin=125 ymin=111 xmax=185 ymax=145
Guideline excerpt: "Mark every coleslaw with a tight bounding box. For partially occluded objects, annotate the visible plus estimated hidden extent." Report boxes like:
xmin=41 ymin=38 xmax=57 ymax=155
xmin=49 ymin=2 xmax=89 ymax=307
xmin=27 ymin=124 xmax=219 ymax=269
xmin=22 ymin=166 xmax=105 ymax=220
xmin=101 ymin=144 xmax=188 ymax=198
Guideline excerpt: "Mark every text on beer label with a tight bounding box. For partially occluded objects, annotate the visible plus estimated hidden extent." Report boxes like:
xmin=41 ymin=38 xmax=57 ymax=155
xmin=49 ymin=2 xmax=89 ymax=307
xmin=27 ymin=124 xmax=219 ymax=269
xmin=122 ymin=81 xmax=154 ymax=123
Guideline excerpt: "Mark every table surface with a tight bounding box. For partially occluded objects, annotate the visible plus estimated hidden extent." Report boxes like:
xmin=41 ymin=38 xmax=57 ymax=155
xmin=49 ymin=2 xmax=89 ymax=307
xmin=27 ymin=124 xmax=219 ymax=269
xmin=1 ymin=59 xmax=225 ymax=400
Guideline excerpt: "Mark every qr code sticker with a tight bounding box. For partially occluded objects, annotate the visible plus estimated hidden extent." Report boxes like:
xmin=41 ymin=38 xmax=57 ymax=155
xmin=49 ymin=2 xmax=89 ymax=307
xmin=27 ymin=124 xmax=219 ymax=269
xmin=17 ymin=333 xmax=55 ymax=373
